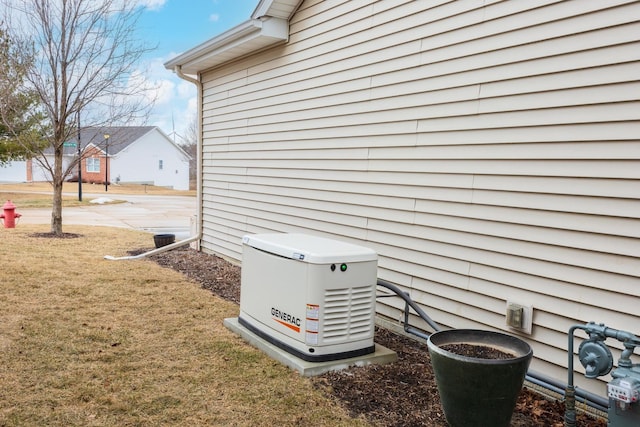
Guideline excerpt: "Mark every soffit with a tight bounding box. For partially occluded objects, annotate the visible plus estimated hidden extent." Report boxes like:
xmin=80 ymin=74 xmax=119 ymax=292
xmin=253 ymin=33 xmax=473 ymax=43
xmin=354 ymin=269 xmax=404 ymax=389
xmin=164 ymin=0 xmax=300 ymax=75
xmin=251 ymin=0 xmax=301 ymax=19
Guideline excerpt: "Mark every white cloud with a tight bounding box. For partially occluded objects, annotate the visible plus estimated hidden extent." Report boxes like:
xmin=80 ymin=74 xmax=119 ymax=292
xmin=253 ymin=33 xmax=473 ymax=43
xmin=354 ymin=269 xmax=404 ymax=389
xmin=155 ymin=78 xmax=176 ymax=105
xmin=137 ymin=0 xmax=166 ymax=11
xmin=209 ymin=13 xmax=220 ymax=22
xmin=186 ymin=96 xmax=197 ymax=118
xmin=177 ymin=79 xmax=195 ymax=99
xmin=132 ymin=54 xmax=197 ymax=137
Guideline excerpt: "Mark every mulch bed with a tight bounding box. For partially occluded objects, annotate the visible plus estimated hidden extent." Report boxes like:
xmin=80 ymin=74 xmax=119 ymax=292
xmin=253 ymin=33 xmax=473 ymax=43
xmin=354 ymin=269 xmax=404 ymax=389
xmin=144 ymin=246 xmax=607 ymax=427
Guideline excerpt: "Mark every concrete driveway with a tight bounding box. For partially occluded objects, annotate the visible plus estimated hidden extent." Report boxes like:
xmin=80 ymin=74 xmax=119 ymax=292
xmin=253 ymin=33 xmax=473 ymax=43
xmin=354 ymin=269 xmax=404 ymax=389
xmin=17 ymin=193 xmax=197 ymax=239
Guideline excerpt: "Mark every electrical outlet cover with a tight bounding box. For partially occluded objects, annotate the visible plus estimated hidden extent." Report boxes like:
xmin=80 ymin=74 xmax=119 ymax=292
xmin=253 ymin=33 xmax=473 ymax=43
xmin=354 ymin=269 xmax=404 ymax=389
xmin=505 ymin=301 xmax=533 ymax=334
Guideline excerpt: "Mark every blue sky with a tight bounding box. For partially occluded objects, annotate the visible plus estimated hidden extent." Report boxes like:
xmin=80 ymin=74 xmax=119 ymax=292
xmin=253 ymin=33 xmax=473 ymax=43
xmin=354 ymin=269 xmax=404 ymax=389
xmin=137 ymin=0 xmax=258 ymax=140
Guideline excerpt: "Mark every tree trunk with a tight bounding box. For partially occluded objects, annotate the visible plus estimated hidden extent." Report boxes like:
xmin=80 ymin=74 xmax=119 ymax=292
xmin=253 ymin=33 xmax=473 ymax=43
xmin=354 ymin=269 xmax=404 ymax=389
xmin=50 ymin=145 xmax=64 ymax=235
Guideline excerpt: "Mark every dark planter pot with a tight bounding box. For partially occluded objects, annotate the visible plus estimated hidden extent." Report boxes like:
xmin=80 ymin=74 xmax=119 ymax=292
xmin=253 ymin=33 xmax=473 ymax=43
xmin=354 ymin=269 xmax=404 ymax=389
xmin=427 ymin=329 xmax=533 ymax=427
xmin=153 ymin=233 xmax=175 ymax=248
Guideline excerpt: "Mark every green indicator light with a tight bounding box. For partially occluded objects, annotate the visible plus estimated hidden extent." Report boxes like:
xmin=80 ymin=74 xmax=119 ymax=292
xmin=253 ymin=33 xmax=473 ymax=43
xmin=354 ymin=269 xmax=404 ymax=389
xmin=340 ymin=263 xmax=347 ymax=272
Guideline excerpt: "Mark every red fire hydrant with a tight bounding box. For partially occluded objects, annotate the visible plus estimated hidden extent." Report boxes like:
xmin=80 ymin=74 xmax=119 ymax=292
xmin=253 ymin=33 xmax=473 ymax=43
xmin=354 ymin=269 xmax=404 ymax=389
xmin=1 ymin=200 xmax=22 ymax=228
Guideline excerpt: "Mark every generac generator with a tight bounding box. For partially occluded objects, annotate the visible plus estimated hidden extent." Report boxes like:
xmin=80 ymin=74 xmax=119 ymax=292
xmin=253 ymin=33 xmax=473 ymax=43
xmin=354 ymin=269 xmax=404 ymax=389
xmin=238 ymin=233 xmax=378 ymax=362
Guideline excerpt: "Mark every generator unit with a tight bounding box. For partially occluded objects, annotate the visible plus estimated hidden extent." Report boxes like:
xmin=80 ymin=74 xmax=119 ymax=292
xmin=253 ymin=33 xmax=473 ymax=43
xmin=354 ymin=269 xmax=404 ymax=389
xmin=238 ymin=233 xmax=378 ymax=362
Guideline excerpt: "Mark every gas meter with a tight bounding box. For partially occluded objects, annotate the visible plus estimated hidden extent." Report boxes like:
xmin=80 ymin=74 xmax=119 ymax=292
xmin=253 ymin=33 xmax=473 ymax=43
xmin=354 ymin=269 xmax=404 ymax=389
xmin=565 ymin=322 xmax=640 ymax=427
xmin=608 ymin=377 xmax=640 ymax=408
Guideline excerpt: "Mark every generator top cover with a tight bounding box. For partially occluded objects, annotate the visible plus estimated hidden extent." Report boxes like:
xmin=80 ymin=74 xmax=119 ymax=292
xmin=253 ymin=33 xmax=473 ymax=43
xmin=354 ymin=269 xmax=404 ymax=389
xmin=242 ymin=233 xmax=377 ymax=264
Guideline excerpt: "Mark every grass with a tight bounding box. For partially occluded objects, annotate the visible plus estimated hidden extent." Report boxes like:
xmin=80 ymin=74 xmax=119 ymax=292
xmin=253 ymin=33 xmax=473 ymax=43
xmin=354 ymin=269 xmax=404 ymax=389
xmin=0 ymin=191 xmax=96 ymax=208
xmin=0 ymin=225 xmax=368 ymax=427
xmin=0 ymin=182 xmax=195 ymax=208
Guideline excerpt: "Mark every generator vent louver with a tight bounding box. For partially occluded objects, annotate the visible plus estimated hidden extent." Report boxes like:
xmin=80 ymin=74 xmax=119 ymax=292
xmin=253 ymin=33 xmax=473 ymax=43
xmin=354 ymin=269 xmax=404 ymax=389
xmin=323 ymin=285 xmax=375 ymax=343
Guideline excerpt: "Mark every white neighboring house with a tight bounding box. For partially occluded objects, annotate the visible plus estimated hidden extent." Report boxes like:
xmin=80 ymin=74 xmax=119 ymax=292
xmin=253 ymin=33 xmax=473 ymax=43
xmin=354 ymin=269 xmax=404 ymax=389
xmin=82 ymin=126 xmax=191 ymax=191
xmin=23 ymin=126 xmax=190 ymax=190
xmin=0 ymin=160 xmax=27 ymax=182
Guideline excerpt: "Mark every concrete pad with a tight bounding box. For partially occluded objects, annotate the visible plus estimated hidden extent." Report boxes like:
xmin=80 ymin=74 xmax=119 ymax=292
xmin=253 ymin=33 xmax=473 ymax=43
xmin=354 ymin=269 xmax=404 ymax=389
xmin=224 ymin=317 xmax=398 ymax=377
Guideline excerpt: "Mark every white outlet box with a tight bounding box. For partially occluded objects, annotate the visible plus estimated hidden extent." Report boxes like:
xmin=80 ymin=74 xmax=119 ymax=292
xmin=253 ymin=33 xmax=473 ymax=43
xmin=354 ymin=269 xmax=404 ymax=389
xmin=506 ymin=301 xmax=533 ymax=334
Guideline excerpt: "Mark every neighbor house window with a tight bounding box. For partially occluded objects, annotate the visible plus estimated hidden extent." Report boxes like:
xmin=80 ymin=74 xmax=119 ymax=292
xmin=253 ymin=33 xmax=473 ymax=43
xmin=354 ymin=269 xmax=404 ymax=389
xmin=87 ymin=157 xmax=100 ymax=173
xmin=159 ymin=159 xmax=163 ymax=170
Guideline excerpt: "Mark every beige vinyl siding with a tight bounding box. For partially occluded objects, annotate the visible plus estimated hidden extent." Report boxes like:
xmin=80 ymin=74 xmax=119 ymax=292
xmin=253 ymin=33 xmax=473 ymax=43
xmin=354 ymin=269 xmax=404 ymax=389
xmin=198 ymin=0 xmax=640 ymax=393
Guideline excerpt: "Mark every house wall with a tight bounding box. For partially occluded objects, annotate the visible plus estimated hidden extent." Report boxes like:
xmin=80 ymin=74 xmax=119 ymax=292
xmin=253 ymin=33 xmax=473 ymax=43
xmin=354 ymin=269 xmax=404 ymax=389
xmin=81 ymin=146 xmax=107 ymax=184
xmin=110 ymin=128 xmax=190 ymax=190
xmin=0 ymin=161 xmax=27 ymax=182
xmin=198 ymin=0 xmax=640 ymax=394
xmin=30 ymin=155 xmax=75 ymax=182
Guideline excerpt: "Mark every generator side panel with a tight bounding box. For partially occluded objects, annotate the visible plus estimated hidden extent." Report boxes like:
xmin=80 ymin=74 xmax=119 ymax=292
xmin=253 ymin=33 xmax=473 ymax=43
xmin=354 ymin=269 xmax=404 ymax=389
xmin=306 ymin=260 xmax=378 ymax=350
xmin=239 ymin=245 xmax=307 ymax=345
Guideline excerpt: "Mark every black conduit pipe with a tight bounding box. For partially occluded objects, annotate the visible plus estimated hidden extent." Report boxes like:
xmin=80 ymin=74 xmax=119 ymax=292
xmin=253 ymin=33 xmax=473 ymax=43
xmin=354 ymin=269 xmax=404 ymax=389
xmin=375 ymin=279 xmax=609 ymax=414
xmin=377 ymin=279 xmax=441 ymax=334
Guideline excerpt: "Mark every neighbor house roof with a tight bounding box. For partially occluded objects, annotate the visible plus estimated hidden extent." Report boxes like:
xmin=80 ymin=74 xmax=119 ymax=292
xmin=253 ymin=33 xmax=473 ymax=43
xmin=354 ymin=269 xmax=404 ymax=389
xmin=56 ymin=126 xmax=157 ymax=156
xmin=50 ymin=126 xmax=190 ymax=160
xmin=164 ymin=0 xmax=301 ymax=75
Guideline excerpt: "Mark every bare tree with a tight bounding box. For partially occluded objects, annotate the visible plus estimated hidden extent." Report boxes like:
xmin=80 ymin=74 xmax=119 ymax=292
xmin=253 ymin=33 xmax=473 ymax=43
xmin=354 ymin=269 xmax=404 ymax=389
xmin=1 ymin=0 xmax=156 ymax=235
xmin=181 ymin=114 xmax=197 ymax=180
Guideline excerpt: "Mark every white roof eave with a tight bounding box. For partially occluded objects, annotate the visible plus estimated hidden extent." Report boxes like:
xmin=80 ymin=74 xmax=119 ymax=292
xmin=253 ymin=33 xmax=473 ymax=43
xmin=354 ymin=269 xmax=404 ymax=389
xmin=164 ymin=16 xmax=289 ymax=75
